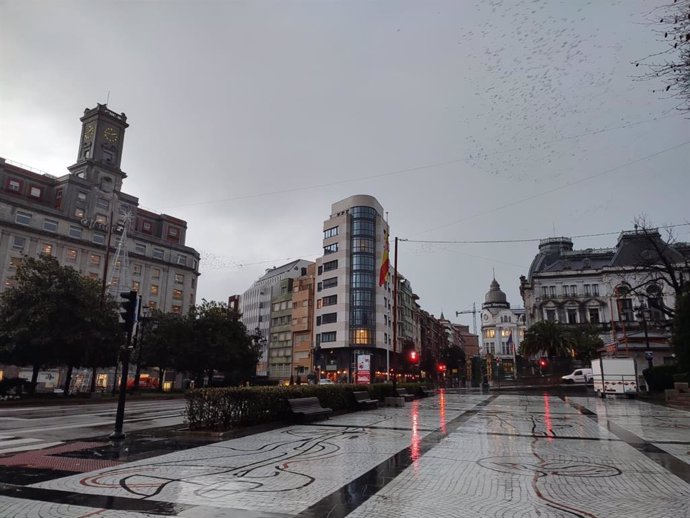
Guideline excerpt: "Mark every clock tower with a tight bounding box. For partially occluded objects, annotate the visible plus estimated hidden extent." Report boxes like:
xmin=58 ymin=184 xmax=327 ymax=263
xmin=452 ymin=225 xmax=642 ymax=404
xmin=68 ymin=104 xmax=129 ymax=191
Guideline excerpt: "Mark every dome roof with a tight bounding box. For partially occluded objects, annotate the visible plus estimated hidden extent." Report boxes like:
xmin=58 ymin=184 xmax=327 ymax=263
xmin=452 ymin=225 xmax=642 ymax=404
xmin=484 ymin=278 xmax=508 ymax=305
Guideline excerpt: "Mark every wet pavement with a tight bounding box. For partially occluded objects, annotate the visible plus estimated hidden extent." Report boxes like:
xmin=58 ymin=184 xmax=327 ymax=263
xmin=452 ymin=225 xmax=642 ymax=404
xmin=0 ymin=390 xmax=687 ymax=517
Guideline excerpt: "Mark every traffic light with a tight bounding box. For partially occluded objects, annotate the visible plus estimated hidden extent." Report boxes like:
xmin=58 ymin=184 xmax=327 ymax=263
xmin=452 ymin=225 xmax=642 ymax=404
xmin=437 ymin=363 xmax=447 ymax=373
xmin=408 ymin=350 xmax=419 ymax=363
xmin=539 ymin=358 xmax=547 ymax=368
xmin=119 ymin=290 xmax=138 ymax=334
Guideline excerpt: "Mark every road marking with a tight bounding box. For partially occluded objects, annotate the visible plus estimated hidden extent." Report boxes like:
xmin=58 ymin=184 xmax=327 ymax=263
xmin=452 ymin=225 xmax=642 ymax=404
xmin=0 ymin=441 xmax=64 ymax=454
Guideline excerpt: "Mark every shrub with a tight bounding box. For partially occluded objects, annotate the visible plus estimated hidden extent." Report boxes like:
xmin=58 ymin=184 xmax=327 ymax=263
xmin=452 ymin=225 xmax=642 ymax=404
xmin=643 ymin=365 xmax=681 ymax=391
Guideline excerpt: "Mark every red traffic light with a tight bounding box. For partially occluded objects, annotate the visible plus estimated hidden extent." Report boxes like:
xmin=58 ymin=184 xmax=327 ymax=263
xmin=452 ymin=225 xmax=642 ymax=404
xmin=539 ymin=358 xmax=547 ymax=368
xmin=409 ymin=350 xmax=418 ymax=363
xmin=437 ymin=363 xmax=446 ymax=372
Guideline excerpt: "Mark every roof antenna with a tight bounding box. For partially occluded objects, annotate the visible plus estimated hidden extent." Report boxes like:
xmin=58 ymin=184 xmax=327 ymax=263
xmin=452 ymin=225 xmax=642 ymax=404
xmin=106 ymin=90 xmax=110 ymax=106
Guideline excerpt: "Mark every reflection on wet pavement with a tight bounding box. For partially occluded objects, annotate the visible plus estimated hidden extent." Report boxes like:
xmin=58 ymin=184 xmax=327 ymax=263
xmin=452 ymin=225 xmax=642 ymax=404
xmin=0 ymin=391 xmax=687 ymax=517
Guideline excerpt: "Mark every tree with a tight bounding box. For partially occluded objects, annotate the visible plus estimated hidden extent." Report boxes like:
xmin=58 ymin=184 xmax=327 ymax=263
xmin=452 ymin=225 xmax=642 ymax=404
xmin=672 ymin=290 xmax=690 ymax=372
xmin=519 ymin=321 xmax=572 ymax=359
xmin=0 ymin=255 xmax=122 ymax=394
xmin=144 ymin=300 xmax=260 ymax=387
xmin=635 ymin=1 xmax=690 ymax=114
xmin=566 ymin=324 xmax=604 ymax=364
xmin=619 ymin=219 xmax=690 ymax=322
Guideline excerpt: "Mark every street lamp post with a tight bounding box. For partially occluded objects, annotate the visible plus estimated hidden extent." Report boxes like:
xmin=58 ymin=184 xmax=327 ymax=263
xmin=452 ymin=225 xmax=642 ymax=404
xmin=635 ymin=303 xmax=654 ymax=371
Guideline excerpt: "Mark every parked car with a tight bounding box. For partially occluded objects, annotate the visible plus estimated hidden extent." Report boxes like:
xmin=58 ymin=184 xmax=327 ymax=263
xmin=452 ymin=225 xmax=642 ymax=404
xmin=318 ymin=379 xmax=334 ymax=385
xmin=561 ymin=368 xmax=593 ymax=384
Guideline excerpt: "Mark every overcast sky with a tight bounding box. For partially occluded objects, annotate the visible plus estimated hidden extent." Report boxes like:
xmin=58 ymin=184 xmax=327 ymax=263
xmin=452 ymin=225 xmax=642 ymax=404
xmin=2 ymin=0 xmax=688 ymax=330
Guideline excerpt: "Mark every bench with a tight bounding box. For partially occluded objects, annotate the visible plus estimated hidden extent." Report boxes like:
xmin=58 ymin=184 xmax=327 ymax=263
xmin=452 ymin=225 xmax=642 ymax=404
xmin=353 ymin=391 xmax=379 ymax=409
xmin=287 ymin=397 xmax=333 ymax=422
xmin=396 ymin=388 xmax=415 ymax=402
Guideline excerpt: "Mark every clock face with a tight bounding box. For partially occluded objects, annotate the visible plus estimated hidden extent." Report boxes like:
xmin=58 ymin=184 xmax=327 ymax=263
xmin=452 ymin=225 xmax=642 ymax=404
xmin=83 ymin=123 xmax=95 ymax=141
xmin=103 ymin=127 xmax=119 ymax=144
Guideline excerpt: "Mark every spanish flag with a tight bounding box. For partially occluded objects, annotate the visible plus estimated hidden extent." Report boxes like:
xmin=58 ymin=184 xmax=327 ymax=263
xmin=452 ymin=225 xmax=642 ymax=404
xmin=378 ymin=229 xmax=390 ymax=286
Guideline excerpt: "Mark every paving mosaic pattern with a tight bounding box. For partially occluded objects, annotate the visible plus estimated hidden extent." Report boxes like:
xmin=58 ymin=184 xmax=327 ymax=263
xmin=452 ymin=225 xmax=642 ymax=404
xmin=0 ymin=393 xmax=686 ymax=517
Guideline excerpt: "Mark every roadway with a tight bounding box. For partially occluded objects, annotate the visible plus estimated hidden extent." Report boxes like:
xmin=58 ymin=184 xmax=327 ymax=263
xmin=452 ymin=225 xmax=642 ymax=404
xmin=0 ymin=398 xmax=186 ymax=454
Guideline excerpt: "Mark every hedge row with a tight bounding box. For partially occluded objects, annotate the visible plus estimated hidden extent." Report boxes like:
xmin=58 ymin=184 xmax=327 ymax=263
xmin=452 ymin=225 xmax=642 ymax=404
xmin=643 ymin=365 xmax=690 ymax=391
xmin=185 ymin=382 xmax=429 ymax=431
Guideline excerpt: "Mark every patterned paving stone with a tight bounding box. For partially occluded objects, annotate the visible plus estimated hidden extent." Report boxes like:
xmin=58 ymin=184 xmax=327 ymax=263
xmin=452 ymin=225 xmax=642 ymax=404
xmin=0 ymin=393 xmax=684 ymax=517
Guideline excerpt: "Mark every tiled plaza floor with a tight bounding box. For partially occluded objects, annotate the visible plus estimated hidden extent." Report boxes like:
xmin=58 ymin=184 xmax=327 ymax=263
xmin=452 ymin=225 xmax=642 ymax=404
xmin=0 ymin=391 xmax=688 ymax=517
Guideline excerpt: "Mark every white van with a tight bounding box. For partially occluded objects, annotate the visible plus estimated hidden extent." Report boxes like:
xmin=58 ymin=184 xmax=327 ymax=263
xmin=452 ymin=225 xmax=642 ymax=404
xmin=561 ymin=368 xmax=593 ymax=384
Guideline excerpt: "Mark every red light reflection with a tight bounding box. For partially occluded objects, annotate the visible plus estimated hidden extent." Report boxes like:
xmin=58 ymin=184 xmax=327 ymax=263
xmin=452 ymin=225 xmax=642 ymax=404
xmin=439 ymin=390 xmax=447 ymax=434
xmin=410 ymin=401 xmax=421 ymax=470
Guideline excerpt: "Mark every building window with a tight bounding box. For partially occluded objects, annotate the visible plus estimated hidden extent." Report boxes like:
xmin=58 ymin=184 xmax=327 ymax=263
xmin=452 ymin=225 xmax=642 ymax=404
xmin=40 ymin=243 xmax=53 ymax=256
xmin=93 ymin=233 xmax=105 ymax=245
xmin=29 ymin=186 xmax=42 ymax=198
xmin=173 ymin=289 xmax=183 ymax=300
xmin=563 ymin=285 xmax=570 ymax=297
xmin=148 ymin=301 xmax=157 ymax=310
xmin=4 ymin=277 xmax=16 ymax=288
xmin=43 ymin=219 xmax=58 ymax=233
xmin=323 ymin=260 xmax=338 ymax=272
xmin=153 ymin=248 xmax=164 ymax=260
xmin=546 ymin=309 xmax=556 ymax=322
xmin=323 ymin=243 xmax=338 ymax=255
xmin=150 ymin=284 xmax=159 ymax=296
xmin=316 ymin=316 xmax=322 ymax=326
xmin=9 ymin=257 xmax=22 ymax=269
xmin=323 ymin=226 xmax=338 ymax=239
xmin=142 ymin=220 xmax=153 ymax=233
xmin=592 ymin=284 xmax=599 ymax=296
xmin=171 ymin=305 xmax=182 ymax=314
xmin=176 ymin=254 xmax=186 ymax=266
xmin=353 ymin=328 xmax=369 ymax=344
xmin=174 ymin=273 xmax=184 ymax=284
xmin=87 ymin=272 xmax=99 ymax=280
xmin=317 ymin=266 xmax=323 ymax=275
xmin=570 ymin=285 xmax=577 ymax=296
xmin=74 ymin=208 xmax=85 ymax=218
xmin=8 ymin=179 xmax=21 ymax=192
xmin=322 ymin=295 xmax=337 ymax=306
xmin=77 ymin=192 xmax=87 ymax=201
xmin=501 ymin=328 xmax=511 ymax=337
xmin=69 ymin=225 xmax=82 ymax=238
xmin=54 ymin=188 xmax=63 ymax=208
xmin=132 ymin=281 xmax=140 ymax=291
xmin=321 ymin=331 xmax=336 ymax=343
xmin=89 ymin=254 xmax=101 ymax=265
xmin=96 ymin=197 xmax=109 ymax=210
xmin=132 ymin=263 xmax=142 ymax=275
xmin=66 ymin=248 xmax=78 ymax=262
xmin=588 ymin=308 xmax=600 ymax=324
xmin=322 ymin=277 xmax=337 ymax=289
xmin=95 ymin=214 xmax=108 ymax=224
xmin=584 ymin=284 xmax=591 ymax=296
xmin=567 ymin=309 xmax=578 ymax=324
xmin=152 ymin=268 xmax=161 ymax=279
xmin=167 ymin=227 xmax=179 ymax=241
xmin=12 ymin=236 xmax=26 ymax=250
xmin=549 ymin=286 xmax=556 ymax=297
xmin=322 ymin=312 xmax=337 ymax=324
xmin=133 ymin=243 xmax=146 ymax=255
xmin=484 ymin=329 xmax=496 ymax=339
xmin=15 ymin=211 xmax=31 ymax=225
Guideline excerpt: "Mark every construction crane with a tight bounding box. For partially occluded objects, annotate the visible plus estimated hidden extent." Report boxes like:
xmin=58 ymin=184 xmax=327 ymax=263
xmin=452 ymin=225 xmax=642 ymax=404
xmin=456 ymin=302 xmax=478 ymax=335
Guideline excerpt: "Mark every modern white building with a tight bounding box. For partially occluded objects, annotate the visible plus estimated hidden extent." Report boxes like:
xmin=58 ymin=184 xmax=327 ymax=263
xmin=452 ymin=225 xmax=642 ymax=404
xmin=313 ymin=195 xmax=393 ymax=382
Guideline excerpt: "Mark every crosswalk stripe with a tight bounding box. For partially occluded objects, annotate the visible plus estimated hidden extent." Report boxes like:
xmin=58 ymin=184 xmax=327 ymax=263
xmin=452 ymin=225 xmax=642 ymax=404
xmin=0 ymin=440 xmax=64 ymax=454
